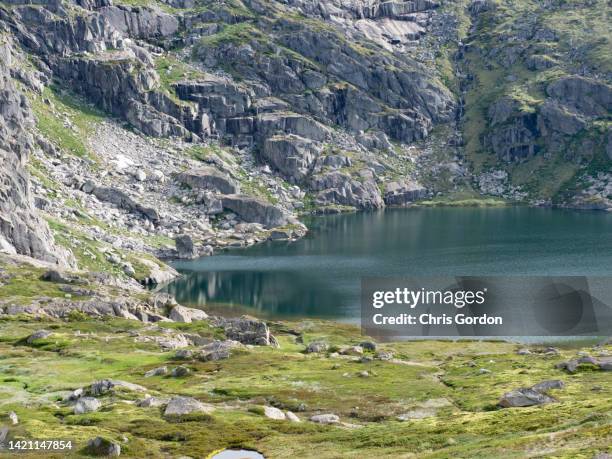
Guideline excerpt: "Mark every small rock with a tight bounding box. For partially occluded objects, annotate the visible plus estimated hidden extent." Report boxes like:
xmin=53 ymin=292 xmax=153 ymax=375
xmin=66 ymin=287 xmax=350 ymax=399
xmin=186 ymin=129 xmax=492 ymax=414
xmin=310 ymin=414 xmax=340 ymax=424
xmin=26 ymin=329 xmax=52 ymax=344
xmin=358 ymin=371 xmax=370 ymax=378
xmin=286 ymin=411 xmax=300 ymax=422
xmin=8 ymin=411 xmax=18 ymax=425
xmin=75 ymin=397 xmax=101 ymax=414
xmin=144 ymin=366 xmax=168 ymax=378
xmin=90 ymin=379 xmax=146 ymax=396
xmin=171 ymin=366 xmax=191 ymax=377
xmin=175 ymin=349 xmax=194 ymax=359
xmin=306 ymin=341 xmax=328 ymax=353
xmin=138 ymin=396 xmax=168 ymax=408
xmin=169 ymin=305 xmax=208 ymax=323
xmin=164 ymin=396 xmax=214 ymax=417
xmin=359 ymin=341 xmax=376 ymax=351
xmin=122 ymin=263 xmax=136 ymax=277
xmin=375 ymin=351 xmax=393 ymax=360
xmin=531 ymin=380 xmax=565 ymax=393
xmin=516 ymin=348 xmax=531 ymax=355
xmin=478 ymin=368 xmax=492 ymax=374
xmin=499 ymin=388 xmax=555 ymax=408
xmin=263 ymin=406 xmax=286 ymax=420
xmin=86 ymin=437 xmax=121 ymax=457
xmin=133 ymin=170 xmax=147 ymax=182
xmin=198 ymin=340 xmax=240 ymax=362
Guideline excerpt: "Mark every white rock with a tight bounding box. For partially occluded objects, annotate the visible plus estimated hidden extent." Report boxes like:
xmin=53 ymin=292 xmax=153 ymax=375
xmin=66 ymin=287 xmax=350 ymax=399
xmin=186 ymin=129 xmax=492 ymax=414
xmin=164 ymin=396 xmax=215 ymax=417
xmin=286 ymin=411 xmax=300 ymax=422
xmin=133 ymin=170 xmax=147 ymax=182
xmin=169 ymin=305 xmax=208 ymax=323
xmin=263 ymin=406 xmax=286 ymax=420
xmin=75 ymin=397 xmax=101 ymax=414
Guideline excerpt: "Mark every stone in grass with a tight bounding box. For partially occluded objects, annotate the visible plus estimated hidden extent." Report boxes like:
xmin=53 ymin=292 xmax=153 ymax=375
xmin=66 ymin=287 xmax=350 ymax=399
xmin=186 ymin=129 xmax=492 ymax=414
xmin=375 ymin=351 xmax=393 ymax=361
xmin=175 ymin=349 xmax=194 ymax=360
xmin=286 ymin=411 xmax=301 ymax=422
xmin=171 ymin=366 xmax=191 ymax=377
xmin=263 ymin=406 xmax=286 ymax=420
xmin=359 ymin=341 xmax=377 ymax=351
xmin=26 ymin=330 xmax=53 ymax=344
xmin=164 ymin=396 xmax=215 ymax=417
xmin=531 ymin=380 xmax=564 ymax=393
xmin=198 ymin=340 xmax=240 ymax=362
xmin=310 ymin=414 xmax=340 ymax=424
xmin=144 ymin=366 xmax=168 ymax=378
xmin=138 ymin=395 xmax=168 ymax=408
xmin=8 ymin=411 xmax=18 ymax=425
xmin=306 ymin=341 xmax=328 ymax=353
xmin=169 ymin=305 xmax=208 ymax=323
xmin=499 ymin=388 xmax=555 ymax=408
xmin=86 ymin=437 xmax=121 ymax=457
xmin=90 ymin=379 xmax=146 ymax=396
xmin=75 ymin=397 xmax=101 ymax=414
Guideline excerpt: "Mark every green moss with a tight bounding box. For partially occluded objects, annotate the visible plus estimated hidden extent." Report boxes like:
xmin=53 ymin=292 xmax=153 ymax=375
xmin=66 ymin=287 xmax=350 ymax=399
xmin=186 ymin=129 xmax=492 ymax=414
xmin=31 ymin=86 xmax=104 ymax=160
xmin=0 ymin=313 xmax=610 ymax=458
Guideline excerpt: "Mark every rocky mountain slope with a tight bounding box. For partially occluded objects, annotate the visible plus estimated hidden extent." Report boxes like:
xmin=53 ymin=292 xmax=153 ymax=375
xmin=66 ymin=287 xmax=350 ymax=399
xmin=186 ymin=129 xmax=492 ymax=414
xmin=0 ymin=0 xmax=609 ymax=278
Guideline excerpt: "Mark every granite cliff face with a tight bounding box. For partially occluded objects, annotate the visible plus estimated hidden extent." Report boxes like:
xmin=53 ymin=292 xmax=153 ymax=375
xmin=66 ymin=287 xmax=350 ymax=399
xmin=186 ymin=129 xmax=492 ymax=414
xmin=0 ymin=0 xmax=610 ymax=272
xmin=0 ymin=34 xmax=73 ymax=265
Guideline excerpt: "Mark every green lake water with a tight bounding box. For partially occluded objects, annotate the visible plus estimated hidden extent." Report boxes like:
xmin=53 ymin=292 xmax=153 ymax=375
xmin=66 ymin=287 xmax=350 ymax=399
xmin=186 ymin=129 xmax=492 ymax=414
xmin=165 ymin=207 xmax=612 ymax=321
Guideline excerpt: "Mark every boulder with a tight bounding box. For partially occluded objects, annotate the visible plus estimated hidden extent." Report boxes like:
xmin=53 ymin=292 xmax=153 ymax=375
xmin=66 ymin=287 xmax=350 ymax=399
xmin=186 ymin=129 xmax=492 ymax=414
xmin=384 ymin=180 xmax=427 ymax=206
xmin=311 ymin=171 xmax=384 ymax=210
xmin=263 ymin=406 xmax=286 ymax=420
xmin=499 ymin=388 xmax=555 ymax=408
xmin=164 ymin=396 xmax=214 ymax=417
xmin=171 ymin=366 xmax=191 ymax=377
xmin=359 ymin=341 xmax=377 ymax=351
xmin=214 ymin=316 xmax=278 ymax=346
xmin=144 ymin=366 xmax=168 ymax=378
xmin=169 ymin=305 xmax=208 ymax=323
xmin=175 ymin=234 xmax=197 ymax=259
xmin=197 ymin=340 xmax=240 ymax=361
xmin=538 ymin=100 xmax=586 ymax=136
xmin=88 ymin=186 xmax=160 ymax=223
xmin=175 ymin=167 xmax=239 ymax=195
xmin=74 ymin=397 xmax=101 ymax=414
xmin=26 ymin=329 xmax=53 ymax=344
xmin=86 ymin=436 xmax=121 ymax=457
xmin=221 ymin=195 xmax=290 ymax=228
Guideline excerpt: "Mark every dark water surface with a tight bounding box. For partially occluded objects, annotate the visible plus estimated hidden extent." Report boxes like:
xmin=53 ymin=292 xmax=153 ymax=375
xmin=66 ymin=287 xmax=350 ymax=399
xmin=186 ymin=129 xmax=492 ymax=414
xmin=165 ymin=207 xmax=612 ymax=320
